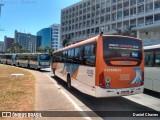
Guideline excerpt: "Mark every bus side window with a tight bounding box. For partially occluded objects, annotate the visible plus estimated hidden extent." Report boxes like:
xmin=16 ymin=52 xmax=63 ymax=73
xmin=68 ymin=49 xmax=74 ymax=63
xmin=90 ymin=44 xmax=96 ymax=66
xmin=71 ymin=49 xmax=75 ymax=63
xmin=67 ymin=50 xmax=70 ymax=63
xmin=144 ymin=52 xmax=149 ymax=66
xmin=64 ymin=51 xmax=68 ymax=62
xmin=155 ymin=51 xmax=160 ymax=66
xmin=62 ymin=51 xmax=66 ymax=62
xmin=56 ymin=53 xmax=59 ymax=62
xmin=52 ymin=54 xmax=54 ymax=62
xmin=79 ymin=46 xmax=84 ymax=64
xmin=84 ymin=44 xmax=96 ymax=66
xmin=74 ymin=48 xmax=80 ymax=64
xmin=55 ymin=53 xmax=58 ymax=62
xmin=59 ymin=52 xmax=62 ymax=62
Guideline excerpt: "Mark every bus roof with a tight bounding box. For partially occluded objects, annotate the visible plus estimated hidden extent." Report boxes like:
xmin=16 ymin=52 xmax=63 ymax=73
xmin=144 ymin=44 xmax=160 ymax=50
xmin=103 ymin=34 xmax=142 ymax=41
xmin=54 ymin=35 xmax=98 ymax=53
xmin=54 ymin=34 xmax=142 ymax=53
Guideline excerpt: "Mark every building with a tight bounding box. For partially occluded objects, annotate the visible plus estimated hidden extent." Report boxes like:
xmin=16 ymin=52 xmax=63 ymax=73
xmin=4 ymin=36 xmax=14 ymax=52
xmin=37 ymin=28 xmax=52 ymax=48
xmin=0 ymin=41 xmax=4 ymax=53
xmin=15 ymin=30 xmax=37 ymax=52
xmin=61 ymin=0 xmax=160 ymax=46
xmin=50 ymin=24 xmax=61 ymax=50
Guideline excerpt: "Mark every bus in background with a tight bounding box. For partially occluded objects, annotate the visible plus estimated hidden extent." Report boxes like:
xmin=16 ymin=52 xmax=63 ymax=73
xmin=16 ymin=53 xmax=50 ymax=70
xmin=144 ymin=44 xmax=160 ymax=93
xmin=0 ymin=53 xmax=51 ymax=70
xmin=12 ymin=54 xmax=17 ymax=65
xmin=29 ymin=53 xmax=50 ymax=70
xmin=16 ymin=53 xmax=30 ymax=67
xmin=0 ymin=54 xmax=13 ymax=64
xmin=144 ymin=44 xmax=160 ymax=67
xmin=51 ymin=35 xmax=144 ymax=97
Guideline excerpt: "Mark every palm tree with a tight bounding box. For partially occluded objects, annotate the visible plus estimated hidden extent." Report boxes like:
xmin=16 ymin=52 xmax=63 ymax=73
xmin=44 ymin=46 xmax=53 ymax=56
xmin=36 ymin=46 xmax=45 ymax=53
xmin=7 ymin=47 xmax=14 ymax=53
xmin=115 ymin=25 xmax=137 ymax=37
xmin=20 ymin=47 xmax=30 ymax=53
xmin=62 ymin=39 xmax=69 ymax=47
xmin=115 ymin=28 xmax=123 ymax=35
xmin=7 ymin=42 xmax=30 ymax=53
xmin=123 ymin=26 xmax=137 ymax=37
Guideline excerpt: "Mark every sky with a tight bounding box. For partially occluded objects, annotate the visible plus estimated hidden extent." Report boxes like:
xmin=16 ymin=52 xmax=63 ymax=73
xmin=0 ymin=0 xmax=81 ymax=41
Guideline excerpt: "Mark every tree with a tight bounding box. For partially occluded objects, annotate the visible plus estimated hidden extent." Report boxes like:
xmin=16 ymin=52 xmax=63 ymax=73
xmin=115 ymin=29 xmax=123 ymax=35
xmin=7 ymin=42 xmax=30 ymax=53
xmin=62 ymin=39 xmax=69 ymax=47
xmin=36 ymin=46 xmax=53 ymax=56
xmin=44 ymin=46 xmax=53 ymax=56
xmin=7 ymin=47 xmax=14 ymax=53
xmin=115 ymin=25 xmax=137 ymax=37
xmin=20 ymin=47 xmax=30 ymax=53
xmin=123 ymin=26 xmax=137 ymax=37
xmin=36 ymin=46 xmax=45 ymax=53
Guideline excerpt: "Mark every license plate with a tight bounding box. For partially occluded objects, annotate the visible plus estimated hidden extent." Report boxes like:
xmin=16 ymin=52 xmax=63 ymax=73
xmin=121 ymin=91 xmax=129 ymax=95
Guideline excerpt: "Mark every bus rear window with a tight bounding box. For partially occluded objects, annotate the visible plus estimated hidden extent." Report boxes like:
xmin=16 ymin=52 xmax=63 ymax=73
xmin=103 ymin=36 xmax=142 ymax=66
xmin=39 ymin=54 xmax=50 ymax=60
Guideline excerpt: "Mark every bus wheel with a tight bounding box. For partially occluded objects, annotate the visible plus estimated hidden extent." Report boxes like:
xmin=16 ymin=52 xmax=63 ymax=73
xmin=67 ymin=75 xmax=72 ymax=89
xmin=37 ymin=68 xmax=41 ymax=71
xmin=27 ymin=64 xmax=30 ymax=69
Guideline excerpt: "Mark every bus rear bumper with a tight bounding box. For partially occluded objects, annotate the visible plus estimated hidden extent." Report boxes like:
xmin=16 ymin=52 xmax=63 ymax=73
xmin=95 ymin=86 xmax=144 ymax=98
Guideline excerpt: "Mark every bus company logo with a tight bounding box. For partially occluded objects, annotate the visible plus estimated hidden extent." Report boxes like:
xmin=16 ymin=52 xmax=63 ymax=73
xmin=129 ymin=68 xmax=142 ymax=84
xmin=106 ymin=77 xmax=111 ymax=82
xmin=132 ymin=52 xmax=138 ymax=58
xmin=104 ymin=68 xmax=121 ymax=72
xmin=87 ymin=69 xmax=94 ymax=77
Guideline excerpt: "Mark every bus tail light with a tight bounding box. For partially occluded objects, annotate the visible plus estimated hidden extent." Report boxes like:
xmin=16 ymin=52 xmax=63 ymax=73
xmin=99 ymin=71 xmax=106 ymax=88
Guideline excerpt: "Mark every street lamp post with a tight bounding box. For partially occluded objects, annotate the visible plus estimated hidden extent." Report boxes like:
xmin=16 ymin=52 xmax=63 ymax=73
xmin=0 ymin=3 xmax=4 ymax=17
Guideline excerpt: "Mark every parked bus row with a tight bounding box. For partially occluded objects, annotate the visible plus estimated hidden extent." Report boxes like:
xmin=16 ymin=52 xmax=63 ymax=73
xmin=51 ymin=34 xmax=144 ymax=97
xmin=0 ymin=53 xmax=51 ymax=70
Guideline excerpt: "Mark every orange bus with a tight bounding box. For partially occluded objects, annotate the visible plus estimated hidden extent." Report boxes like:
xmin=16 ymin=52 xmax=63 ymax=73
xmin=51 ymin=35 xmax=144 ymax=97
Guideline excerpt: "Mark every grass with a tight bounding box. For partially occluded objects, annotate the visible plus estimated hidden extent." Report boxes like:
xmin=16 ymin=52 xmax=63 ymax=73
xmin=0 ymin=64 xmax=35 ymax=120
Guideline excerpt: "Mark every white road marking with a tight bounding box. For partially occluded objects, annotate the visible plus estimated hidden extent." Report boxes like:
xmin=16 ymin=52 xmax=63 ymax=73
xmin=43 ymin=74 xmax=92 ymax=120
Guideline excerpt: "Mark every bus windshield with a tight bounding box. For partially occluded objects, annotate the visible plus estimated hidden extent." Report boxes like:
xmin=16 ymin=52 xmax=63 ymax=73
xmin=103 ymin=36 xmax=142 ymax=66
xmin=39 ymin=54 xmax=50 ymax=60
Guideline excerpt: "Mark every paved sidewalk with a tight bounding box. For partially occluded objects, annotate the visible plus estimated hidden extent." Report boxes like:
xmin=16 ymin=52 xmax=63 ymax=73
xmin=29 ymin=70 xmax=85 ymax=120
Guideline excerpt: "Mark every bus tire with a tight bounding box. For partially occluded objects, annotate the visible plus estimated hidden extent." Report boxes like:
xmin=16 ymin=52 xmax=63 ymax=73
xmin=27 ymin=64 xmax=30 ymax=69
xmin=67 ymin=75 xmax=72 ymax=89
xmin=37 ymin=68 xmax=41 ymax=71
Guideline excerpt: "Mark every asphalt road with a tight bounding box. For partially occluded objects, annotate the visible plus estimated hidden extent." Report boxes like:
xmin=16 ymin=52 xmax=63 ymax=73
xmin=39 ymin=68 xmax=160 ymax=120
